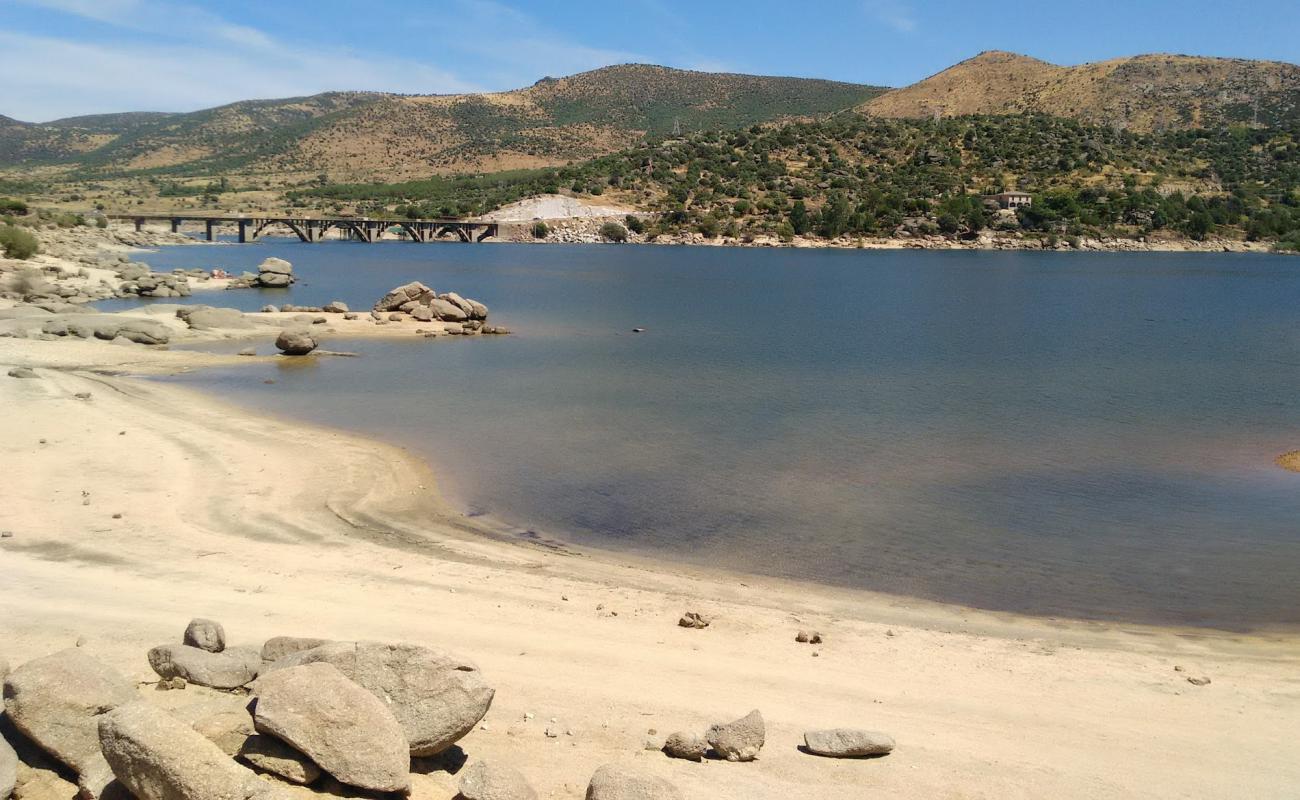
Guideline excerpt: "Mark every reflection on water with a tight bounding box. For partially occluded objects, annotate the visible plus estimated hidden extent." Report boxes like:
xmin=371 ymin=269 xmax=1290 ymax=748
xmin=123 ymin=240 xmax=1300 ymax=629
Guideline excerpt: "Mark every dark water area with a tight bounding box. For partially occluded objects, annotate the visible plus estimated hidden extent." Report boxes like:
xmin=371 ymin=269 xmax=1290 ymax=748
xmin=108 ymin=239 xmax=1300 ymax=629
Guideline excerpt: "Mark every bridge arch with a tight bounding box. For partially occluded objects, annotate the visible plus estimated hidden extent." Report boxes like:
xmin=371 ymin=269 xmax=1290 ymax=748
xmin=253 ymin=219 xmax=311 ymax=243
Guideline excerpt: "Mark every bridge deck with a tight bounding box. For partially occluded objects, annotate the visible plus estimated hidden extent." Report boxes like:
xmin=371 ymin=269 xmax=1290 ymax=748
xmin=108 ymin=214 xmax=499 ymax=243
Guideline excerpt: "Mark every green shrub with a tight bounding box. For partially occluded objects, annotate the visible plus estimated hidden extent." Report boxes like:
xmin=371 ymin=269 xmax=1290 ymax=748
xmin=599 ymin=222 xmax=628 ymax=243
xmin=0 ymin=198 xmax=28 ymax=215
xmin=0 ymin=224 xmax=40 ymax=259
xmin=624 ymin=214 xmax=645 ymax=234
xmin=531 ymin=221 xmax=549 ymax=239
xmin=95 ymin=215 xmax=108 ymax=229
xmin=53 ymin=212 xmax=86 ymax=228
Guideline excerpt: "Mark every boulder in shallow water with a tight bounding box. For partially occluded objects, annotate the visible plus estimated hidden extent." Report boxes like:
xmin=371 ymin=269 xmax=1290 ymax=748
xmin=257 ymin=257 xmax=293 ymax=276
xmin=147 ymin=644 xmax=260 ymax=690
xmin=706 ymin=709 xmax=764 ymax=762
xmin=251 ymin=662 xmax=410 ymax=793
xmin=98 ymin=702 xmax=292 ymax=800
xmin=802 ymin=728 xmax=894 ymax=757
xmin=275 ymin=330 xmax=317 ymax=356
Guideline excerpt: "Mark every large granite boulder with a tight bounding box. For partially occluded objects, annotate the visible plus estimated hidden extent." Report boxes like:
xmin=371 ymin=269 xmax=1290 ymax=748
xmin=585 ymin=764 xmax=683 ymax=800
xmin=1 ymin=649 xmax=136 ymax=793
xmin=147 ymin=644 xmax=260 ymax=690
xmin=429 ymin=298 xmax=468 ymax=323
xmin=274 ymin=330 xmax=317 ymax=356
xmin=251 ymin=662 xmax=409 ymax=793
xmin=255 ymin=258 xmax=294 ymax=288
xmin=458 ymin=759 xmax=537 ymax=800
xmin=98 ymin=702 xmax=292 ymax=800
xmin=706 ymin=709 xmax=765 ymax=762
xmin=260 ymin=637 xmax=332 ymax=664
xmin=803 ymin=728 xmax=895 ymax=757
xmin=41 ymin=315 xmax=172 ymax=345
xmin=373 ymin=281 xmax=434 ymax=312
xmin=262 ymin=641 xmax=493 ymax=756
xmin=176 ymin=306 xmax=251 ymax=331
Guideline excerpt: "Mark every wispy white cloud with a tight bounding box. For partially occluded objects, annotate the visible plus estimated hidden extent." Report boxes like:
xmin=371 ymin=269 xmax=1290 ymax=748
xmin=863 ymin=0 xmax=918 ymax=33
xmin=0 ymin=1 xmax=480 ymax=120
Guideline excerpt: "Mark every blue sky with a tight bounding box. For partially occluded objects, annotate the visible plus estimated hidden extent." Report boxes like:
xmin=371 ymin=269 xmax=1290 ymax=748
xmin=2 ymin=0 xmax=1298 ymax=122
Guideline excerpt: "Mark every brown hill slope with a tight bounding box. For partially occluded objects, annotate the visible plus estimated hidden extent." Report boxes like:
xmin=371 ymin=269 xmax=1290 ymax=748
xmin=1 ymin=65 xmax=884 ymax=181
xmin=862 ymin=50 xmax=1300 ymax=131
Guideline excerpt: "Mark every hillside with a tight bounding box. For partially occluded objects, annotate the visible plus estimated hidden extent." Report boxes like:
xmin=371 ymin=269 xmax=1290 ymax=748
xmin=0 ymin=66 xmax=884 ymax=180
xmin=298 ymin=113 xmax=1300 ymax=249
xmin=862 ymin=51 xmax=1300 ymax=131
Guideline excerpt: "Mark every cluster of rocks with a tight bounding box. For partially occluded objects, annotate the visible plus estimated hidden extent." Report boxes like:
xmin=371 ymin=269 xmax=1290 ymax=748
xmin=0 ymin=618 xmax=501 ymax=799
xmin=38 ymin=314 xmax=173 ymax=345
xmin=658 ymin=708 xmax=893 ymax=765
xmin=372 ymin=281 xmax=507 ymax=335
xmin=116 ymin=262 xmax=195 ymax=298
xmin=224 ymin=258 xmax=296 ymax=289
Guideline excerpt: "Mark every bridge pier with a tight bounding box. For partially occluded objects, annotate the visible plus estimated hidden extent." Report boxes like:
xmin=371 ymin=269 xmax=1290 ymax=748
xmin=170 ymin=218 xmax=181 ymax=234
xmin=134 ymin=217 xmax=144 ymax=232
xmin=205 ymin=220 xmax=215 ymax=242
xmin=238 ymin=220 xmax=249 ymax=244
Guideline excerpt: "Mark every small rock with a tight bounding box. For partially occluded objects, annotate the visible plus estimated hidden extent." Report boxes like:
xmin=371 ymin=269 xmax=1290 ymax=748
xmin=183 ymin=618 xmax=226 ymax=653
xmin=458 ymin=759 xmax=537 ymax=800
xmin=803 ymin=728 xmax=895 ymax=758
xmin=1187 ymin=676 xmax=1212 ymax=686
xmin=678 ymin=612 xmax=710 ymax=629
xmin=74 ymin=392 xmax=92 ymax=400
xmin=237 ymin=347 xmax=257 ymax=356
xmin=6 ymin=367 xmax=37 ymax=379
xmin=795 ymin=631 xmax=809 ymax=643
xmin=706 ymin=709 xmax=765 ymax=762
xmin=323 ymin=301 xmax=348 ymax=314
xmin=662 ymin=731 xmax=708 ymax=762
xmin=238 ymin=734 xmax=321 ymax=785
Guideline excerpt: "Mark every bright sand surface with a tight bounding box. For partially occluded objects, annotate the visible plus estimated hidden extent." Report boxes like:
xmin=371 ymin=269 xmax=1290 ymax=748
xmin=1 ymin=335 xmax=1298 ymax=799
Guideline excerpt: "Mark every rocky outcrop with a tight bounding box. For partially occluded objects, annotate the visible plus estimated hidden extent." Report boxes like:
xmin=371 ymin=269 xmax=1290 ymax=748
xmin=372 ymin=282 xmax=490 ymax=326
xmin=1 ymin=649 xmax=136 ymax=796
xmin=802 ymin=728 xmax=895 ymax=757
xmin=707 ymin=709 xmax=765 ymax=762
xmin=41 ymin=315 xmax=172 ymax=345
xmin=585 ymin=764 xmax=683 ymax=800
xmin=147 ymin=644 xmax=260 ymax=690
xmin=250 ymin=662 xmax=410 ymax=793
xmin=274 ymin=330 xmax=317 ymax=356
xmin=255 ymin=258 xmax=294 ymax=288
xmin=261 ymin=641 xmax=493 ymax=756
xmin=98 ymin=702 xmax=293 ymax=800
xmin=457 ymin=759 xmax=538 ymax=800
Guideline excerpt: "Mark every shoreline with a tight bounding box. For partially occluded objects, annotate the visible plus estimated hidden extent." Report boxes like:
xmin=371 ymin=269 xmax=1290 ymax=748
xmin=3 ymin=225 xmax=1299 ymax=798
xmin=3 ymin=346 xmax=1298 ymax=799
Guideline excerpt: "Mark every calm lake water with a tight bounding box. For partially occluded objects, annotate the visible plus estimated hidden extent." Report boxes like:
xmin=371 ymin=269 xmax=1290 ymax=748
xmin=105 ymin=240 xmax=1300 ymax=630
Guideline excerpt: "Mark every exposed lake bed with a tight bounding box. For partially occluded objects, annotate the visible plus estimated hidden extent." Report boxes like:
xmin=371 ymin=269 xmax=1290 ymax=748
xmin=106 ymin=239 xmax=1300 ymax=631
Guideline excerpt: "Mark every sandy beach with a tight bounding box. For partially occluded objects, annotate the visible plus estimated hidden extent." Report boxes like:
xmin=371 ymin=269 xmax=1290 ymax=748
xmin=1 ymin=228 xmax=1298 ymax=799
